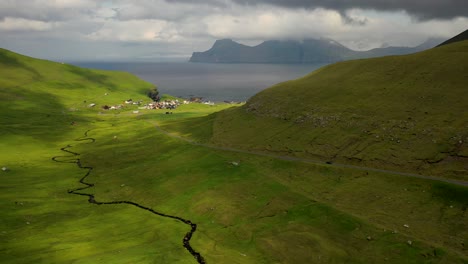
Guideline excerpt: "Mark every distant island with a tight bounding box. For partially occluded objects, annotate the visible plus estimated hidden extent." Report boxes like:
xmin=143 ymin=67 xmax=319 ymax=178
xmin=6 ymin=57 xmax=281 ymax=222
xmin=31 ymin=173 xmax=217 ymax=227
xmin=189 ymin=38 xmax=444 ymax=63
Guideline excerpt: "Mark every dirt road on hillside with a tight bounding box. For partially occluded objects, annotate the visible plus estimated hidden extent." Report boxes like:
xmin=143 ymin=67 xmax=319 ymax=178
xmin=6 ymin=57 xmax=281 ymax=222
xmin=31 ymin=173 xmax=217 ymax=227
xmin=153 ymin=123 xmax=468 ymax=187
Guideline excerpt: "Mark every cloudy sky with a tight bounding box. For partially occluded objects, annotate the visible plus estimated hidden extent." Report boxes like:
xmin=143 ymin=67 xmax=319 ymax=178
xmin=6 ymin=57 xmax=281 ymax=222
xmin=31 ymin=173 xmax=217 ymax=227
xmin=0 ymin=0 xmax=466 ymax=61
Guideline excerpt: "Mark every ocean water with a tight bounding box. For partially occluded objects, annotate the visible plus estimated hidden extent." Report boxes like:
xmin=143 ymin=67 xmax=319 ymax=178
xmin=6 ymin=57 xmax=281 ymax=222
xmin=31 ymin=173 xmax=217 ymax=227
xmin=72 ymin=62 xmax=328 ymax=102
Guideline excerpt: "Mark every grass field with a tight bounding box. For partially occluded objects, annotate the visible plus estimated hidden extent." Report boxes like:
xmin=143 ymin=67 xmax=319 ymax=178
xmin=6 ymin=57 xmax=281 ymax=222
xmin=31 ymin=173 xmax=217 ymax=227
xmin=1 ymin=47 xmax=467 ymax=263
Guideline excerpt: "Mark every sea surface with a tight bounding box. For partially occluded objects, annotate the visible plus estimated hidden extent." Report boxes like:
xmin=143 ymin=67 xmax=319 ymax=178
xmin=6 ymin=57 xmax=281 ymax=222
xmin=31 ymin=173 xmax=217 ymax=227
xmin=72 ymin=62 xmax=328 ymax=102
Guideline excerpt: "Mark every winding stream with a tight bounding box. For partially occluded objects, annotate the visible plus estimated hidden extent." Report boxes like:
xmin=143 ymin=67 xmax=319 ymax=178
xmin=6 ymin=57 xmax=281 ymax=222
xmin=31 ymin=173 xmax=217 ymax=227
xmin=52 ymin=130 xmax=206 ymax=264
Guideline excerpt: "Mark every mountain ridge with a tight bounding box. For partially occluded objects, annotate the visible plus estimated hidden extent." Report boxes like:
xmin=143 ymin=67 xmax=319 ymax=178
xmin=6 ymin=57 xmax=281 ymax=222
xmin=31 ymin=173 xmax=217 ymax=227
xmin=190 ymin=38 xmax=444 ymax=63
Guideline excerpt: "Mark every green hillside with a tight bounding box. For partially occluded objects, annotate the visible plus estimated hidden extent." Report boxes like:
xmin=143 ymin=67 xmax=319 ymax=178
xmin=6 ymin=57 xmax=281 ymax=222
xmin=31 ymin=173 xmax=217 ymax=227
xmin=0 ymin=48 xmax=153 ymax=139
xmin=1 ymin=47 xmax=467 ymax=264
xmin=195 ymin=41 xmax=468 ymax=179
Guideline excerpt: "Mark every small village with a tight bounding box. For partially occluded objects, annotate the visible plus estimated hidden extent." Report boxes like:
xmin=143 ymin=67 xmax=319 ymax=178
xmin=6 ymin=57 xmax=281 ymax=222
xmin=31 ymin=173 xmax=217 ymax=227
xmin=94 ymin=96 xmax=224 ymax=113
xmin=98 ymin=98 xmax=183 ymax=111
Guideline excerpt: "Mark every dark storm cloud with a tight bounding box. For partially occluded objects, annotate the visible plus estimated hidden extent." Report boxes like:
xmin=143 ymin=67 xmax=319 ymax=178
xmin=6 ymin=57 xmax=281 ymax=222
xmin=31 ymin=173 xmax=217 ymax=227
xmin=169 ymin=0 xmax=468 ymax=20
xmin=342 ymin=14 xmax=368 ymax=26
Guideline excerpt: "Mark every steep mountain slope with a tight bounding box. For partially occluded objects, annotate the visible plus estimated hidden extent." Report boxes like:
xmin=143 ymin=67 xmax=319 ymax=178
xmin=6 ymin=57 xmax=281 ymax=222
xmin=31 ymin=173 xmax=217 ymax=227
xmin=0 ymin=48 xmax=153 ymax=138
xmin=438 ymin=29 xmax=468 ymax=47
xmin=206 ymin=41 xmax=468 ymax=179
xmin=189 ymin=38 xmax=443 ymax=63
xmin=0 ymin=48 xmax=152 ymax=107
xmin=355 ymin=38 xmax=444 ymax=59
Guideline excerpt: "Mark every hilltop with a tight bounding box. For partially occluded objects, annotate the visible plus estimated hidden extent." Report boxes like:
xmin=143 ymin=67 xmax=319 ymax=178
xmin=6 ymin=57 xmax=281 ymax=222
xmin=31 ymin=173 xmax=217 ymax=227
xmin=189 ymin=38 xmax=443 ymax=63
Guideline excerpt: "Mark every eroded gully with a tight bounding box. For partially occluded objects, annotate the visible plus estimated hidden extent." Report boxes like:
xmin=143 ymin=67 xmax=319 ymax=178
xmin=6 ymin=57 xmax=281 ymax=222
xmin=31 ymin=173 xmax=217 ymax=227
xmin=52 ymin=130 xmax=206 ymax=264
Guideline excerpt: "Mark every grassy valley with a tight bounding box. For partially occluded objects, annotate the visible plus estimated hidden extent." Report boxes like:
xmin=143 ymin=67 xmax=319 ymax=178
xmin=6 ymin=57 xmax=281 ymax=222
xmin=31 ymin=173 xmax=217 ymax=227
xmin=1 ymin=44 xmax=467 ymax=264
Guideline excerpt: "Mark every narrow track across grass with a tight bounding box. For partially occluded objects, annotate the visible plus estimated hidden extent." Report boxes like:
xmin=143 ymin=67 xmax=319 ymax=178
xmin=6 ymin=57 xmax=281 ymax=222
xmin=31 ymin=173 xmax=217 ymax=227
xmin=154 ymin=123 xmax=468 ymax=187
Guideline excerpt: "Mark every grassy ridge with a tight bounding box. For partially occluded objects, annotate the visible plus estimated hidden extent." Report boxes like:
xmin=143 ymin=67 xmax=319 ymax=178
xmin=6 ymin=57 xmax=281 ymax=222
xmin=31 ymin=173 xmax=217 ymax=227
xmin=201 ymin=41 xmax=468 ymax=179
xmin=1 ymin=47 xmax=467 ymax=263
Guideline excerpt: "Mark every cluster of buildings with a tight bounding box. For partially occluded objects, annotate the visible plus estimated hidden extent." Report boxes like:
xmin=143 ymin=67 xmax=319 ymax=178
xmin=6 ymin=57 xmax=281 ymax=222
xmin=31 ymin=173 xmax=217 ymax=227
xmin=141 ymin=99 xmax=186 ymax=110
xmin=91 ymin=97 xmax=222 ymax=112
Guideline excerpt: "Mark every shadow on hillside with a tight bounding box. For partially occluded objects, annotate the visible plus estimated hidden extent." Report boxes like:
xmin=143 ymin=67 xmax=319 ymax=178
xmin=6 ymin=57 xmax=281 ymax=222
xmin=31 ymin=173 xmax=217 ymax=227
xmin=0 ymin=50 xmax=41 ymax=77
xmin=0 ymin=89 xmax=90 ymax=142
xmin=431 ymin=182 xmax=468 ymax=206
xmin=66 ymin=65 xmax=117 ymax=90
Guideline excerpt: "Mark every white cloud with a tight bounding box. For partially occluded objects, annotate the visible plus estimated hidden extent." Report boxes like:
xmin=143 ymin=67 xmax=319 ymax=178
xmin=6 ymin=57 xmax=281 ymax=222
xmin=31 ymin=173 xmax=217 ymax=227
xmin=330 ymin=10 xmax=468 ymax=50
xmin=112 ymin=0 xmax=224 ymax=21
xmin=47 ymin=0 xmax=96 ymax=8
xmin=201 ymin=7 xmax=344 ymax=41
xmin=0 ymin=17 xmax=56 ymax=31
xmin=87 ymin=19 xmax=182 ymax=42
xmin=0 ymin=0 xmax=99 ymax=21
